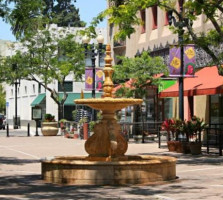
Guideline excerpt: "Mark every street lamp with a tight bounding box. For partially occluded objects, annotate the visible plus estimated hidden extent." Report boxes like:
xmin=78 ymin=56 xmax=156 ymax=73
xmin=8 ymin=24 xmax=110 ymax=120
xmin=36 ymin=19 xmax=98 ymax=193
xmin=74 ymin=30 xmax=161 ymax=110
xmin=167 ymin=0 xmax=191 ymax=120
xmin=12 ymin=63 xmax=20 ymax=129
xmin=82 ymin=33 xmax=105 ymax=121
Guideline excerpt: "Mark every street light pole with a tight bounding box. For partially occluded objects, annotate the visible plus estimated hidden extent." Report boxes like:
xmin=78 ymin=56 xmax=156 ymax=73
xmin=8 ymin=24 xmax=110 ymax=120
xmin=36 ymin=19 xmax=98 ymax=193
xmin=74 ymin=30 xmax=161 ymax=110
xmin=168 ymin=0 xmax=188 ymax=121
xmin=83 ymin=33 xmax=105 ymax=121
xmin=14 ymin=80 xmax=18 ymax=129
xmin=12 ymin=63 xmax=19 ymax=129
xmin=178 ymin=4 xmax=184 ymax=121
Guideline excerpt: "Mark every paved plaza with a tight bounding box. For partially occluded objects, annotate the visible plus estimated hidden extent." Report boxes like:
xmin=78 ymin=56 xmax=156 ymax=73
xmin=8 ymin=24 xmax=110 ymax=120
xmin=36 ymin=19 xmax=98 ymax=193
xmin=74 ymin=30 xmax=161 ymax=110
xmin=0 ymin=128 xmax=223 ymax=200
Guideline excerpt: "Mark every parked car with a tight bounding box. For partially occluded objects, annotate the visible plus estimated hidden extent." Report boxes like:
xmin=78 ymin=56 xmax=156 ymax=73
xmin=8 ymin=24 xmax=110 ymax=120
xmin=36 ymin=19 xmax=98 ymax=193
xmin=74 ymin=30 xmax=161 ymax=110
xmin=0 ymin=114 xmax=6 ymax=130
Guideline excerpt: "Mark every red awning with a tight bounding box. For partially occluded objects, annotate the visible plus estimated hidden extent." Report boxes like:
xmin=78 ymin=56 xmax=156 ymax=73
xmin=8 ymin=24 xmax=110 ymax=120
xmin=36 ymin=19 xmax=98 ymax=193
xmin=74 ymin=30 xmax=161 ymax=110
xmin=159 ymin=66 xmax=223 ymax=98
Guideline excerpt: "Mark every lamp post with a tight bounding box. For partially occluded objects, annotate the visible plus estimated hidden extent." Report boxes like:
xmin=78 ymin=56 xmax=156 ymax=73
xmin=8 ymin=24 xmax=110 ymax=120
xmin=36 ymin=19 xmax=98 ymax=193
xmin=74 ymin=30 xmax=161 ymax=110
xmin=167 ymin=0 xmax=190 ymax=120
xmin=82 ymin=33 xmax=105 ymax=121
xmin=12 ymin=64 xmax=20 ymax=129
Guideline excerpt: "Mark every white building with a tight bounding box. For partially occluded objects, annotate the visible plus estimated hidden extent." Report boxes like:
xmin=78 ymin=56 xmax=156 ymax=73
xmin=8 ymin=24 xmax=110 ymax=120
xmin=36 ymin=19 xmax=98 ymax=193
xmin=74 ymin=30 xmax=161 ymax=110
xmin=1 ymin=25 xmax=107 ymax=127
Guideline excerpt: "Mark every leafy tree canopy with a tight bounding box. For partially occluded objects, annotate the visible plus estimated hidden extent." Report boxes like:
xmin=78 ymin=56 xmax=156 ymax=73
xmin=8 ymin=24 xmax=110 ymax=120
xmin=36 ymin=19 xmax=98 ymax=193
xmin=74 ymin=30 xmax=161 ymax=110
xmin=0 ymin=28 xmax=85 ymax=119
xmin=86 ymin=0 xmax=223 ymax=67
xmin=113 ymin=51 xmax=169 ymax=98
xmin=0 ymin=0 xmax=85 ymax=39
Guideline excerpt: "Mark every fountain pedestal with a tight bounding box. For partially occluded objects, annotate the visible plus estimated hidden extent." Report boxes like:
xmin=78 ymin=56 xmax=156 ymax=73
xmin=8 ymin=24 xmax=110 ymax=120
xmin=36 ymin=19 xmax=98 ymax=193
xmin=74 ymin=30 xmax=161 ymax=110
xmin=41 ymin=45 xmax=177 ymax=185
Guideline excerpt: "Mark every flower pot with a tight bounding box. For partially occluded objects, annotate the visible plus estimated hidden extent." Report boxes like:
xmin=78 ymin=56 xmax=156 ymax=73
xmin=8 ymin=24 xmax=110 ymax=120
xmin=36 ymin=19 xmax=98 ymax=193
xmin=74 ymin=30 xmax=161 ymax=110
xmin=181 ymin=142 xmax=191 ymax=154
xmin=41 ymin=122 xmax=59 ymax=136
xmin=175 ymin=141 xmax=183 ymax=153
xmin=189 ymin=142 xmax=202 ymax=155
xmin=167 ymin=141 xmax=176 ymax=152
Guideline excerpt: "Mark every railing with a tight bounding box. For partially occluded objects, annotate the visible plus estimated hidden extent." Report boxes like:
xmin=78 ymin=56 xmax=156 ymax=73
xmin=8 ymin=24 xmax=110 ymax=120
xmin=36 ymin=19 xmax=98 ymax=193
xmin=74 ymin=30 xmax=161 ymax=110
xmin=205 ymin=127 xmax=223 ymax=156
xmin=119 ymin=121 xmax=162 ymax=143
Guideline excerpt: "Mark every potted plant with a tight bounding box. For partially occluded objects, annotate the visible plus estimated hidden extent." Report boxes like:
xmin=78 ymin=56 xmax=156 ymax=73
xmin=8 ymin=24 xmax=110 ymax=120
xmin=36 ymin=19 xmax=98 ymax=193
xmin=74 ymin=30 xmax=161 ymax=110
xmin=161 ymin=118 xmax=177 ymax=151
xmin=189 ymin=116 xmax=207 ymax=155
xmin=41 ymin=114 xmax=59 ymax=136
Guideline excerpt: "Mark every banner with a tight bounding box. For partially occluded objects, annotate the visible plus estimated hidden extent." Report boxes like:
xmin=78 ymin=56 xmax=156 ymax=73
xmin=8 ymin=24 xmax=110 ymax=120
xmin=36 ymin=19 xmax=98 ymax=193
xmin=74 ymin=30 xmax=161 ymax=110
xmin=169 ymin=44 xmax=196 ymax=77
xmin=85 ymin=68 xmax=104 ymax=91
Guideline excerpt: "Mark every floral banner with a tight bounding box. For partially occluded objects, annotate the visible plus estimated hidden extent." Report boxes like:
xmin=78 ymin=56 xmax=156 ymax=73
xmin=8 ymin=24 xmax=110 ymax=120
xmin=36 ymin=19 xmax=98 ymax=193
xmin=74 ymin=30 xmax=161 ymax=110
xmin=169 ymin=44 xmax=196 ymax=77
xmin=85 ymin=68 xmax=104 ymax=91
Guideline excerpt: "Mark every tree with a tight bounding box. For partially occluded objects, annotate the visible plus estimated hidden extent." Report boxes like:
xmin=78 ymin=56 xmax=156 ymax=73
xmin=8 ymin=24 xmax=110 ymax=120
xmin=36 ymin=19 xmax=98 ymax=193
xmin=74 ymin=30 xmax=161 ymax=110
xmin=87 ymin=0 xmax=223 ymax=71
xmin=44 ymin=0 xmax=86 ymax=27
xmin=113 ymin=51 xmax=168 ymax=98
xmin=113 ymin=51 xmax=168 ymax=134
xmin=0 ymin=28 xmax=85 ymax=120
xmin=0 ymin=0 xmax=85 ymax=39
xmin=0 ymin=84 xmax=6 ymax=114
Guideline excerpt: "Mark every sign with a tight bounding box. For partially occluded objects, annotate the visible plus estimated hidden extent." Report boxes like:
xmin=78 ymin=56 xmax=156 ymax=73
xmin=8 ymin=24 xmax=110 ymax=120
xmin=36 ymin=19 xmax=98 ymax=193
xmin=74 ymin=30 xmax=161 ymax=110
xmin=32 ymin=106 xmax=42 ymax=120
xmin=169 ymin=44 xmax=196 ymax=77
xmin=6 ymin=102 xmax=9 ymax=107
xmin=85 ymin=68 xmax=104 ymax=91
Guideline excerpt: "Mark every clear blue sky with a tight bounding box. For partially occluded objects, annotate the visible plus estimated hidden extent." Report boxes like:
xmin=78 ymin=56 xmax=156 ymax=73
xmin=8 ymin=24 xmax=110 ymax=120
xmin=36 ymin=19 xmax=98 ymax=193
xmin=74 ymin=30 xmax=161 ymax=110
xmin=0 ymin=0 xmax=107 ymax=42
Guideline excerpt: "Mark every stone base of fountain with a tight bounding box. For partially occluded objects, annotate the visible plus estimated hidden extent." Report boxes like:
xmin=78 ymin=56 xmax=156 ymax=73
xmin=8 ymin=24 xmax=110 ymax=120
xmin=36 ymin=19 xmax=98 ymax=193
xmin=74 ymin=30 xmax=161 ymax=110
xmin=41 ymin=155 xmax=176 ymax=185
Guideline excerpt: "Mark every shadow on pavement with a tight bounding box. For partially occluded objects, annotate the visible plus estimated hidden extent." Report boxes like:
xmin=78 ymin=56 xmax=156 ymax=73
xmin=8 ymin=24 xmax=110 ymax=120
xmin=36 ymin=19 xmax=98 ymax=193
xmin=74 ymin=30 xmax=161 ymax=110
xmin=0 ymin=157 xmax=39 ymax=165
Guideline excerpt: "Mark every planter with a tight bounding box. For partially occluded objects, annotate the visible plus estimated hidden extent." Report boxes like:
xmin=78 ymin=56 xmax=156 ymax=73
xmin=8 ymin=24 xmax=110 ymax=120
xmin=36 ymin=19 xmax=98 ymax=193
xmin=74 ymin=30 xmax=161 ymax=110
xmin=41 ymin=122 xmax=59 ymax=136
xmin=189 ymin=142 xmax=202 ymax=155
xmin=167 ymin=141 xmax=176 ymax=152
xmin=181 ymin=142 xmax=191 ymax=154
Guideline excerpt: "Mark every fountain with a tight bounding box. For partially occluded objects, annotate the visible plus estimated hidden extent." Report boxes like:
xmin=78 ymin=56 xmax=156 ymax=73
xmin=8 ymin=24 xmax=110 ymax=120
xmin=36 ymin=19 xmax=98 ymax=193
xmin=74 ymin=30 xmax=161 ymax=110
xmin=41 ymin=45 xmax=176 ymax=185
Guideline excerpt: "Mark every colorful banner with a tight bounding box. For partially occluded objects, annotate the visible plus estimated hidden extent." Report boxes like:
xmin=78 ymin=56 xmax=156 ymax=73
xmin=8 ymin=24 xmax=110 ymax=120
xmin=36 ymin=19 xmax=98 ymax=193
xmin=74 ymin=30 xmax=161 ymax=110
xmin=85 ymin=68 xmax=104 ymax=91
xmin=169 ymin=44 xmax=196 ymax=77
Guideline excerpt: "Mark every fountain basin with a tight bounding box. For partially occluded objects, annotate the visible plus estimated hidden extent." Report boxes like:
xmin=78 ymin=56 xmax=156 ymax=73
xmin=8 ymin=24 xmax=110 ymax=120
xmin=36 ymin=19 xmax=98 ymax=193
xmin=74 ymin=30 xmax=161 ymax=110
xmin=42 ymin=155 xmax=176 ymax=185
xmin=75 ymin=97 xmax=143 ymax=112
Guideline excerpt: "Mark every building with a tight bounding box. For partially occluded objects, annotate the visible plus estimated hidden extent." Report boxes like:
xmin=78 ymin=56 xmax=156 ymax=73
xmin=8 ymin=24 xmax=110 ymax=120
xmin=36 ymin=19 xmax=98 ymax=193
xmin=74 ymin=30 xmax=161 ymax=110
xmin=108 ymin=0 xmax=223 ymax=125
xmin=1 ymin=25 xmax=107 ymax=127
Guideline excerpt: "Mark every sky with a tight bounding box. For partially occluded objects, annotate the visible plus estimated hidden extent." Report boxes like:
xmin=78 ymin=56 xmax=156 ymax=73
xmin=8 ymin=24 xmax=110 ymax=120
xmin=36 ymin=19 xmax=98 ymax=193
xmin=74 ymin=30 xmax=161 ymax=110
xmin=0 ymin=0 xmax=107 ymax=42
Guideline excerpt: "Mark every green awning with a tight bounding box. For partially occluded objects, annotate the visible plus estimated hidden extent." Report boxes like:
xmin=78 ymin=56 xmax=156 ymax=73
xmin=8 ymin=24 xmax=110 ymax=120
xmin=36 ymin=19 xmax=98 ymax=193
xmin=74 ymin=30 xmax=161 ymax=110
xmin=59 ymin=93 xmax=102 ymax=106
xmin=31 ymin=93 xmax=46 ymax=107
xmin=158 ymin=80 xmax=177 ymax=93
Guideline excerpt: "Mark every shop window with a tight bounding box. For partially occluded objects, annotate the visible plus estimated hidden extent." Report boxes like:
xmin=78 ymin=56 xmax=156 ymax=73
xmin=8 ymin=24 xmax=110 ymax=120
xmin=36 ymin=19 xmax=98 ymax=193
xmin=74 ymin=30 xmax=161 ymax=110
xmin=210 ymin=95 xmax=223 ymax=124
xmin=58 ymin=81 xmax=73 ymax=92
xmin=164 ymin=98 xmax=173 ymax=119
xmin=152 ymin=6 xmax=158 ymax=29
xmin=140 ymin=9 xmax=146 ymax=33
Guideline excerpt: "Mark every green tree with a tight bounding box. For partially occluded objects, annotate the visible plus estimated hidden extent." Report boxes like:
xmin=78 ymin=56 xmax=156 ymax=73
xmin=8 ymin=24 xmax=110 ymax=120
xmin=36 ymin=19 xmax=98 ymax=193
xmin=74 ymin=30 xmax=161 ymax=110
xmin=0 ymin=29 xmax=85 ymax=120
xmin=0 ymin=0 xmax=85 ymax=39
xmin=113 ymin=51 xmax=168 ymax=129
xmin=113 ymin=51 xmax=168 ymax=98
xmin=43 ymin=0 xmax=86 ymax=27
xmin=87 ymin=0 xmax=223 ymax=69
xmin=0 ymin=84 xmax=6 ymax=114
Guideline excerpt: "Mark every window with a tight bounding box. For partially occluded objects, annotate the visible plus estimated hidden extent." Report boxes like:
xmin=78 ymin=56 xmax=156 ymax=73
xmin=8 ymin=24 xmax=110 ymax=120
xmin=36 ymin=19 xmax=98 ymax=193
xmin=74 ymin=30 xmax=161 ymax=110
xmin=58 ymin=81 xmax=73 ymax=92
xmin=152 ymin=6 xmax=158 ymax=29
xmin=24 ymin=86 xmax=27 ymax=94
xmin=140 ymin=9 xmax=146 ymax=33
xmin=33 ymin=84 xmax=35 ymax=94
xmin=38 ymin=83 xmax=41 ymax=94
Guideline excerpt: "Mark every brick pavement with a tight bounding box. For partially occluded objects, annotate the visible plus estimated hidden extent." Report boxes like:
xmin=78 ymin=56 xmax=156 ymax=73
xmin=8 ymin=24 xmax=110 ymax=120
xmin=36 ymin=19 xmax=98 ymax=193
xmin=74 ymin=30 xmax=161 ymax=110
xmin=0 ymin=130 xmax=223 ymax=200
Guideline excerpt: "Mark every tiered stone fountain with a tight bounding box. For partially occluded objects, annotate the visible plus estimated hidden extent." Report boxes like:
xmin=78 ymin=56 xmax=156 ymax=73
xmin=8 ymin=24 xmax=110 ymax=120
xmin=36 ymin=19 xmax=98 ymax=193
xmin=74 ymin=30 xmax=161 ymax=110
xmin=41 ymin=45 xmax=176 ymax=185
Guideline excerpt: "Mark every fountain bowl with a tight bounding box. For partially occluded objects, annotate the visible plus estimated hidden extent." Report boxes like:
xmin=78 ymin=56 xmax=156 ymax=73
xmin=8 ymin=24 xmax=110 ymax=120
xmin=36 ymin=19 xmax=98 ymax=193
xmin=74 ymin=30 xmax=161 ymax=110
xmin=42 ymin=155 xmax=176 ymax=185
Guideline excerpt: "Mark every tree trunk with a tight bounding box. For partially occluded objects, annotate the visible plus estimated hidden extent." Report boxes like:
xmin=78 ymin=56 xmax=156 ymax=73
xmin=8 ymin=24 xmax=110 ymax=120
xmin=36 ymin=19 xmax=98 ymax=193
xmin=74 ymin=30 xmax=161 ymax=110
xmin=58 ymin=103 xmax=64 ymax=120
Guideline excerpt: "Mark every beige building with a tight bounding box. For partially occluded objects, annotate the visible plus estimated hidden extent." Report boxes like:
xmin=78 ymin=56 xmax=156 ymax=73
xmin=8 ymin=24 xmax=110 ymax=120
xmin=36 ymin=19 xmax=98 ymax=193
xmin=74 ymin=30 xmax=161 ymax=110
xmin=108 ymin=0 xmax=223 ymax=125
